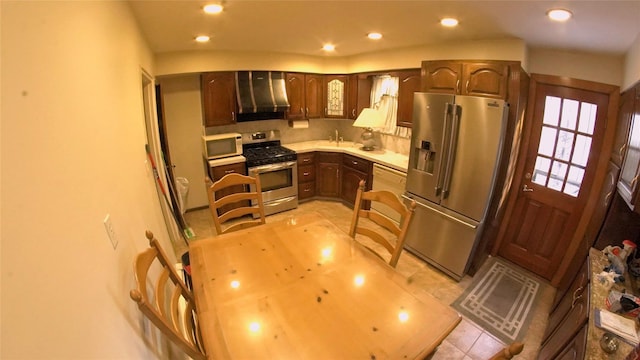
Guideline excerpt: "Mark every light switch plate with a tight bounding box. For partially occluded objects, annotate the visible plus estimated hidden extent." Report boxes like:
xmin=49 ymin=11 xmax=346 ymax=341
xmin=103 ymin=214 xmax=118 ymax=249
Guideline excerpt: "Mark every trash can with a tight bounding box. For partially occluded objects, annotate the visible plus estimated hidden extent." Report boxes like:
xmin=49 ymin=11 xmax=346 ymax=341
xmin=175 ymin=177 xmax=189 ymax=215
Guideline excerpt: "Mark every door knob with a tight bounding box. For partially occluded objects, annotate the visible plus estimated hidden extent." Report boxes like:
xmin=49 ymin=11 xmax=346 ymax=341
xmin=523 ymin=184 xmax=534 ymax=192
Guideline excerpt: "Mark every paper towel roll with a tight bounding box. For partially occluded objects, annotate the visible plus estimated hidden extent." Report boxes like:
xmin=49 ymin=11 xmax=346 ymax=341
xmin=290 ymin=120 xmax=309 ymax=129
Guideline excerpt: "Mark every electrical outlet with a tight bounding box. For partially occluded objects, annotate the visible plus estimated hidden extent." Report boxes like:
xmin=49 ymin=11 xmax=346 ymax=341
xmin=103 ymin=214 xmax=118 ymax=249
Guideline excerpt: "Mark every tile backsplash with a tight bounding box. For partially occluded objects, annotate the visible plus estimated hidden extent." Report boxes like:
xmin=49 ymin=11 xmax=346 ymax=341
xmin=205 ymin=118 xmax=411 ymax=155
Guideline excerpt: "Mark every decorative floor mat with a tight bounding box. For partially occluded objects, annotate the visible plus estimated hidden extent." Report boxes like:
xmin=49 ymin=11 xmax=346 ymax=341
xmin=451 ymin=257 xmax=542 ymax=344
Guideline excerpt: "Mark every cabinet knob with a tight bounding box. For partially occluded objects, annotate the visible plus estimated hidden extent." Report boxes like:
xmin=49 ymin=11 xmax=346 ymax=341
xmin=224 ymin=170 xmax=234 ymax=174
xmin=303 ymin=172 xmax=310 ymax=176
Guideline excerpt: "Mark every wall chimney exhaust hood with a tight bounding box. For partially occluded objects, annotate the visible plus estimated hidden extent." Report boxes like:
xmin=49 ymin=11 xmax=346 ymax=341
xmin=235 ymin=71 xmax=290 ymax=119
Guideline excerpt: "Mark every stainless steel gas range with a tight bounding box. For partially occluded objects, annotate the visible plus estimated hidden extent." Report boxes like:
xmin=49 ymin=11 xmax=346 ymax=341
xmin=242 ymin=130 xmax=298 ymax=216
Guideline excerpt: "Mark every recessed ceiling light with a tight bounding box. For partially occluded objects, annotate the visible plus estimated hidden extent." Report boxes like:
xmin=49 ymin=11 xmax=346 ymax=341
xmin=440 ymin=18 xmax=459 ymax=27
xmin=195 ymin=35 xmax=210 ymax=43
xmin=322 ymin=44 xmax=335 ymax=51
xmin=203 ymin=3 xmax=224 ymax=14
xmin=547 ymin=8 xmax=572 ymax=22
xmin=367 ymin=32 xmax=382 ymax=40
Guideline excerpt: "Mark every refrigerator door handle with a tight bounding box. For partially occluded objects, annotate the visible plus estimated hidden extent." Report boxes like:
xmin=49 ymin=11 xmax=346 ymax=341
xmin=442 ymin=104 xmax=461 ymax=198
xmin=402 ymin=194 xmax=477 ymax=229
xmin=435 ymin=103 xmax=453 ymax=196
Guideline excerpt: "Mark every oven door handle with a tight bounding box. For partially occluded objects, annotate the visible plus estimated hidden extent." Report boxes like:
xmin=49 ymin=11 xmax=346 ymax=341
xmin=250 ymin=161 xmax=297 ymax=174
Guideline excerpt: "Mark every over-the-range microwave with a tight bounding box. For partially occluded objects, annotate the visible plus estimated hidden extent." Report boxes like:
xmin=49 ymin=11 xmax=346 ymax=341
xmin=202 ymin=133 xmax=242 ymax=160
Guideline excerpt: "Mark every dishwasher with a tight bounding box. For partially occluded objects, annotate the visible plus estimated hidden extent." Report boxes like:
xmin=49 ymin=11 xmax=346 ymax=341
xmin=371 ymin=163 xmax=407 ymax=223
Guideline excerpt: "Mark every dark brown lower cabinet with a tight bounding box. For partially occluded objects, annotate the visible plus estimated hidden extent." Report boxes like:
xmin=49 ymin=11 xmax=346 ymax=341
xmin=297 ymin=152 xmax=316 ymax=201
xmin=316 ymin=152 xmax=341 ymax=198
xmin=538 ymin=281 xmax=589 ymax=359
xmin=341 ymin=154 xmax=372 ymax=206
xmin=554 ymin=325 xmax=588 ymax=360
xmin=538 ymin=258 xmax=589 ymax=360
xmin=209 ymin=162 xmax=248 ymax=215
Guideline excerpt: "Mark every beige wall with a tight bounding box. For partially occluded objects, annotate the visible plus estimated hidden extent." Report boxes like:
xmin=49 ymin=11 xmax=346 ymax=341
xmin=156 ymin=39 xmax=527 ymax=76
xmin=623 ymin=32 xmax=640 ymax=90
xmin=160 ymin=75 xmax=209 ymax=209
xmin=1 ymin=1 xmax=179 ymax=358
xmin=527 ymin=48 xmax=624 ymax=86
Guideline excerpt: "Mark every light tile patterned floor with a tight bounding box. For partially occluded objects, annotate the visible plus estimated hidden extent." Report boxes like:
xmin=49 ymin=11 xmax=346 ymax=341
xmin=182 ymin=200 xmax=555 ymax=359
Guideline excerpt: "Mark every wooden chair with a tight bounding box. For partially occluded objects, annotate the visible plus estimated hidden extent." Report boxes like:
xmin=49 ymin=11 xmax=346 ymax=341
xmin=130 ymin=231 xmax=206 ymax=360
xmin=488 ymin=342 xmax=524 ymax=360
xmin=206 ymin=173 xmax=266 ymax=235
xmin=348 ymin=179 xmax=416 ymax=267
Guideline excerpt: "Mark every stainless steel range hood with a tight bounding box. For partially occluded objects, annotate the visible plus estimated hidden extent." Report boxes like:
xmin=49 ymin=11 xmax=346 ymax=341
xmin=235 ymin=71 xmax=290 ymax=114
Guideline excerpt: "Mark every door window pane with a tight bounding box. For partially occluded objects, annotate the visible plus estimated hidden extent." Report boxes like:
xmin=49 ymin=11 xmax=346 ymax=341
xmin=538 ymin=126 xmax=557 ymax=157
xmin=572 ymin=135 xmax=592 ymax=167
xmin=548 ymin=161 xmax=568 ymax=191
xmin=555 ymin=130 xmax=574 ymax=161
xmin=565 ymin=166 xmax=585 ymax=197
xmin=560 ymin=99 xmax=578 ymax=130
xmin=578 ymin=102 xmax=597 ymax=135
xmin=543 ymin=96 xmax=561 ymax=126
xmin=532 ymin=95 xmax=597 ymax=197
xmin=533 ymin=156 xmax=551 ymax=186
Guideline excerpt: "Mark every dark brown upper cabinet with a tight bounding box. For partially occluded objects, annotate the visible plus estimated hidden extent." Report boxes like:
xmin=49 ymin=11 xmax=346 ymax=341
xmin=347 ymin=74 xmax=372 ymax=120
xmin=395 ymin=69 xmax=421 ymax=127
xmin=286 ymin=73 xmax=324 ymax=120
xmin=201 ymin=72 xmax=237 ymax=126
xmin=421 ymin=60 xmax=510 ymax=99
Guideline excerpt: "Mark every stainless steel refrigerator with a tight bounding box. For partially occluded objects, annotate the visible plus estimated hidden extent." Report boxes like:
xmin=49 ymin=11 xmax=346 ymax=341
xmin=403 ymin=92 xmax=508 ymax=280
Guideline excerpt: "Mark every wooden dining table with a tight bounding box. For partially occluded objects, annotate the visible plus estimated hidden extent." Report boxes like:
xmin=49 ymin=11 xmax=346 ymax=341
xmin=189 ymin=212 xmax=461 ymax=359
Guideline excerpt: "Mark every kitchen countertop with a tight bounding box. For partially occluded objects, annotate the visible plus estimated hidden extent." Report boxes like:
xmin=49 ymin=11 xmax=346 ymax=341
xmin=284 ymin=140 xmax=409 ymax=172
xmin=588 ymin=248 xmax=635 ymax=359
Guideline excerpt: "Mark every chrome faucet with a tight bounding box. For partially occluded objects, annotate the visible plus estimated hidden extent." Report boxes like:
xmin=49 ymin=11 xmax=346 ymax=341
xmin=329 ymin=129 xmax=343 ymax=146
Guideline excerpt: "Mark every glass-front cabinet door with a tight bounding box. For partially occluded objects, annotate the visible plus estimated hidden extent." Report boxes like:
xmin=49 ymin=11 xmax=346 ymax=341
xmin=324 ymin=75 xmax=348 ymax=118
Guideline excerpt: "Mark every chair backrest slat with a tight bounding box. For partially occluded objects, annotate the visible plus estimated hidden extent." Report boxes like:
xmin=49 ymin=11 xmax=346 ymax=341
xmin=206 ymin=173 xmax=267 ymax=235
xmin=130 ymin=231 xmax=206 ymax=360
xmin=349 ymin=180 xmax=416 ymax=268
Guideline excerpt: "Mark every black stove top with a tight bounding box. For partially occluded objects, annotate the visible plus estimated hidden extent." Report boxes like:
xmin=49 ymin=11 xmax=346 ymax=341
xmin=243 ymin=140 xmax=297 ymax=167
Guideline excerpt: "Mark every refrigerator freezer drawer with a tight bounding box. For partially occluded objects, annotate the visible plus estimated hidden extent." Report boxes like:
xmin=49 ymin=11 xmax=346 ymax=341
xmin=403 ymin=196 xmax=479 ymax=280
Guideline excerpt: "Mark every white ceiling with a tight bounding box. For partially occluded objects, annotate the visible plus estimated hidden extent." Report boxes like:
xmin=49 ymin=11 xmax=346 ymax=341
xmin=128 ymin=0 xmax=640 ymax=57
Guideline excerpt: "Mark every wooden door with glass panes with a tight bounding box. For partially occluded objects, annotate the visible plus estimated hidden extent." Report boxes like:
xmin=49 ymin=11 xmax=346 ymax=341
xmin=498 ymin=81 xmax=610 ymax=280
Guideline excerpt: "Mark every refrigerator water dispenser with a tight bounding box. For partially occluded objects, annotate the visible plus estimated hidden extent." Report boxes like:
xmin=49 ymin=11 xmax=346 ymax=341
xmin=416 ymin=140 xmax=435 ymax=173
